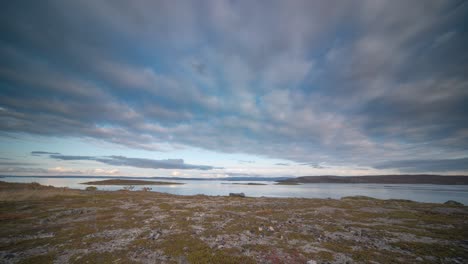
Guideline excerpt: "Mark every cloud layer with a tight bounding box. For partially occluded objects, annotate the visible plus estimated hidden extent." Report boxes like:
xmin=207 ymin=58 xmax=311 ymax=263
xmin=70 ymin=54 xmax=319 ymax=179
xmin=50 ymin=155 xmax=216 ymax=170
xmin=1 ymin=1 xmax=467 ymax=174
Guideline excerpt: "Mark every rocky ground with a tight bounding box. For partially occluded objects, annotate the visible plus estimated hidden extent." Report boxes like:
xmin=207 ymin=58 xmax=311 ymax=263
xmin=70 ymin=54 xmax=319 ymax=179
xmin=0 ymin=181 xmax=467 ymax=264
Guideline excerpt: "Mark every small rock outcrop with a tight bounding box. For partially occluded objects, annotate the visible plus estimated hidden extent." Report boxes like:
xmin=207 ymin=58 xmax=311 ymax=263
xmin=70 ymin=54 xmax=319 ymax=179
xmin=229 ymin=192 xmax=246 ymax=198
xmin=444 ymin=200 xmax=464 ymax=206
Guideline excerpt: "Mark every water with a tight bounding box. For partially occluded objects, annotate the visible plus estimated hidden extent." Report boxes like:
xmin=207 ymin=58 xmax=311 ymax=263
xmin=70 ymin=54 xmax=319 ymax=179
xmin=2 ymin=176 xmax=468 ymax=205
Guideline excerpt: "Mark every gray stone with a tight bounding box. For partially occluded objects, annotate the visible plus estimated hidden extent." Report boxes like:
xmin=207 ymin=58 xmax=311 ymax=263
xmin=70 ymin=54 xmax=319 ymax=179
xmin=229 ymin=192 xmax=246 ymax=198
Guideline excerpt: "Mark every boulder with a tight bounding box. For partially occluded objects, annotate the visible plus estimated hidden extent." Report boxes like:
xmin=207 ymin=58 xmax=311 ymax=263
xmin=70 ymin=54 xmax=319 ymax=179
xmin=229 ymin=192 xmax=246 ymax=198
xmin=444 ymin=200 xmax=463 ymax=206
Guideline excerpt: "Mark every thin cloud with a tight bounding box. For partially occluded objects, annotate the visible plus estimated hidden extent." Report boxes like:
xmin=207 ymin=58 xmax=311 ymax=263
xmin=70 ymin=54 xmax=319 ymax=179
xmin=375 ymin=158 xmax=468 ymax=173
xmin=31 ymin=151 xmax=61 ymax=155
xmin=0 ymin=161 xmax=36 ymax=166
xmin=238 ymin=160 xmax=255 ymax=164
xmin=50 ymin=154 xmax=217 ymax=170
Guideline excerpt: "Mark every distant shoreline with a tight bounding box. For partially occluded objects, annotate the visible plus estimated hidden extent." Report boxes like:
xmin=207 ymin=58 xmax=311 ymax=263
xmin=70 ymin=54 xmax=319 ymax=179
xmin=81 ymin=179 xmax=184 ymax=185
xmin=278 ymin=175 xmax=468 ymax=185
xmin=2 ymin=174 xmax=468 ymax=185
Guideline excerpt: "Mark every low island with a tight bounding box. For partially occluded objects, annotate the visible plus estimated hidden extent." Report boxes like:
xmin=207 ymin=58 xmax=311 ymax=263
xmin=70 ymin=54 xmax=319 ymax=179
xmin=230 ymin=182 xmax=267 ymax=186
xmin=277 ymin=175 xmax=468 ymax=185
xmin=81 ymin=179 xmax=184 ymax=185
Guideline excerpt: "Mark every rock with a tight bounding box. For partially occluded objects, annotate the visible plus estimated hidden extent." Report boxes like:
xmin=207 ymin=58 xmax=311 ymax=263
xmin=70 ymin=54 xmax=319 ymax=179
xmin=258 ymin=227 xmax=263 ymax=232
xmin=229 ymin=192 xmax=245 ymax=198
xmin=4 ymin=253 xmax=15 ymax=259
xmin=149 ymin=230 xmax=161 ymax=240
xmin=306 ymin=260 xmax=317 ymax=264
xmin=268 ymin=226 xmax=274 ymax=232
xmin=444 ymin=200 xmax=463 ymax=206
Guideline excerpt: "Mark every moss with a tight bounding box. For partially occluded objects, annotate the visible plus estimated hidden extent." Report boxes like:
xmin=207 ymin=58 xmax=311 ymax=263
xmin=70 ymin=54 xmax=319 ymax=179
xmin=242 ymin=243 xmax=272 ymax=253
xmin=286 ymin=232 xmax=315 ymax=241
xmin=392 ymin=241 xmax=468 ymax=259
xmin=69 ymin=251 xmax=139 ymax=264
xmin=159 ymin=233 xmax=209 ymax=257
xmin=0 ymin=237 xmax=54 ymax=252
xmin=18 ymin=252 xmax=56 ymax=264
xmin=159 ymin=203 xmax=172 ymax=210
xmin=315 ymin=251 xmax=334 ymax=261
xmin=322 ymin=224 xmax=345 ymax=233
xmin=188 ymin=248 xmax=256 ymax=264
xmin=322 ymin=241 xmax=353 ymax=254
xmin=351 ymin=249 xmax=415 ymax=263
xmin=157 ymin=232 xmax=255 ymax=263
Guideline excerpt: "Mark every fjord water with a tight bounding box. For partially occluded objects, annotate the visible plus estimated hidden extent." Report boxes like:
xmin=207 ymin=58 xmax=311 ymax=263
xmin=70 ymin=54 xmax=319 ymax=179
xmin=2 ymin=177 xmax=468 ymax=205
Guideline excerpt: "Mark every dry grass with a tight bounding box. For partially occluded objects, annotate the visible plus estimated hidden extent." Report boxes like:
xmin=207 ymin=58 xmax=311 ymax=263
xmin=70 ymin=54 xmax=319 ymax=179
xmin=0 ymin=181 xmax=82 ymax=201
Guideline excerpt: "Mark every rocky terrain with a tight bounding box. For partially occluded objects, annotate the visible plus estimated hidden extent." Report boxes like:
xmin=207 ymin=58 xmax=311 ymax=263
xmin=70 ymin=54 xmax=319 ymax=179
xmin=0 ymin=181 xmax=467 ymax=263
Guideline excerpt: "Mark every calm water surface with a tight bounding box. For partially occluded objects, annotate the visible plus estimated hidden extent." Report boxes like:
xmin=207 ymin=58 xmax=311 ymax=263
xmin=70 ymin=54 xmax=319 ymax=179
xmin=2 ymin=177 xmax=468 ymax=205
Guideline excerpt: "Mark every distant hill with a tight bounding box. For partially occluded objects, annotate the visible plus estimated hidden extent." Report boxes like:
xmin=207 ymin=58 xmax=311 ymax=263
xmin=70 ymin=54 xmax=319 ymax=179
xmin=81 ymin=179 xmax=183 ymax=185
xmin=278 ymin=175 xmax=468 ymax=185
xmin=1 ymin=175 xmax=291 ymax=182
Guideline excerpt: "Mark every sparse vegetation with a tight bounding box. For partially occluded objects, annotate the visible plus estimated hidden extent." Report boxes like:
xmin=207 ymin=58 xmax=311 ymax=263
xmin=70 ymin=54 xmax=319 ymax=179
xmin=123 ymin=185 xmax=135 ymax=191
xmin=85 ymin=186 xmax=98 ymax=191
xmin=141 ymin=187 xmax=152 ymax=192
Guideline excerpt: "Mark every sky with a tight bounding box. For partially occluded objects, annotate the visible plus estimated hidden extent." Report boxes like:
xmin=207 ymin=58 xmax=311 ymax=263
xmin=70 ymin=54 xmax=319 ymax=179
xmin=0 ymin=0 xmax=468 ymax=178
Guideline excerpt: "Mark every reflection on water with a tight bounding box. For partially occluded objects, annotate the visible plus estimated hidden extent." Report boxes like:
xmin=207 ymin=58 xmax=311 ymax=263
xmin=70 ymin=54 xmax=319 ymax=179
xmin=2 ymin=177 xmax=468 ymax=205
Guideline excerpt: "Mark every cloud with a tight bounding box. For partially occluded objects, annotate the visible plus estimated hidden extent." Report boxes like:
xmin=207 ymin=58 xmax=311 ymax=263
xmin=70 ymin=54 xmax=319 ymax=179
xmin=49 ymin=168 xmax=118 ymax=175
xmin=374 ymin=158 xmax=468 ymax=173
xmin=47 ymin=167 xmax=83 ymax=174
xmin=0 ymin=1 xmax=467 ymax=174
xmin=50 ymin=155 xmax=217 ymax=170
xmin=31 ymin=151 xmax=61 ymax=155
xmin=0 ymin=161 xmax=36 ymax=166
xmin=299 ymin=162 xmax=327 ymax=169
xmin=0 ymin=166 xmax=120 ymax=176
xmin=432 ymin=31 xmax=457 ymax=48
xmin=275 ymin=163 xmax=290 ymax=166
xmin=238 ymin=160 xmax=255 ymax=164
xmin=91 ymin=168 xmax=120 ymax=175
xmin=0 ymin=167 xmax=48 ymax=174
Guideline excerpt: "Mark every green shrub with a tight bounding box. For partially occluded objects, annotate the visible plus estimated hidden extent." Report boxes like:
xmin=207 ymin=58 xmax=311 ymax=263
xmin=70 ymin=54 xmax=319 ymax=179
xmin=85 ymin=186 xmax=97 ymax=191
